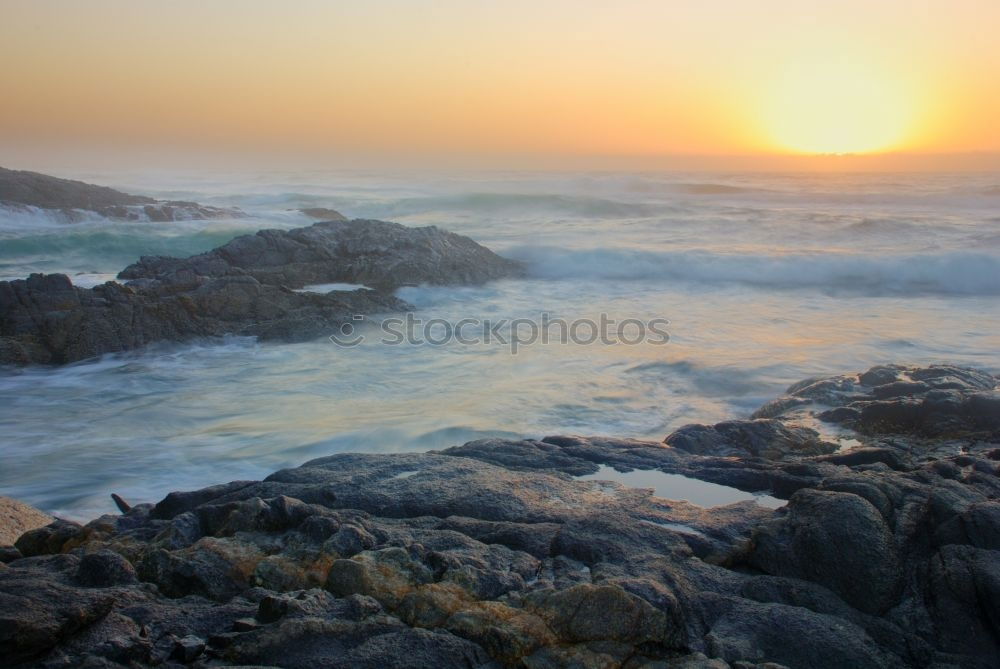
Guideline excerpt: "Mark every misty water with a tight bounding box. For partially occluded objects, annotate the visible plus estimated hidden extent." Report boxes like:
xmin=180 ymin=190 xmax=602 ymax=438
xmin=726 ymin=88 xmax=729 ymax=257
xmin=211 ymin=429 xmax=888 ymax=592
xmin=2 ymin=169 xmax=999 ymax=519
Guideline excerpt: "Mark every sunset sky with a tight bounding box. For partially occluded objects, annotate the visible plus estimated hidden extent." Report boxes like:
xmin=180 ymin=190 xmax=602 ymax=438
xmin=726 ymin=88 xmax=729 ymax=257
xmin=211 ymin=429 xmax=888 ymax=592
xmin=2 ymin=0 xmax=999 ymax=168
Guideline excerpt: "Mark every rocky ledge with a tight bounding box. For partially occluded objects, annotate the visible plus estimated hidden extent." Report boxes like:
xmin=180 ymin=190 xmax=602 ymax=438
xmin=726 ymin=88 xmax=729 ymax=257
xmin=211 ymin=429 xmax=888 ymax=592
xmin=2 ymin=364 xmax=998 ymax=668
xmin=118 ymin=219 xmax=524 ymax=290
xmin=0 ymin=167 xmax=243 ymax=222
xmin=0 ymin=220 xmax=523 ymax=365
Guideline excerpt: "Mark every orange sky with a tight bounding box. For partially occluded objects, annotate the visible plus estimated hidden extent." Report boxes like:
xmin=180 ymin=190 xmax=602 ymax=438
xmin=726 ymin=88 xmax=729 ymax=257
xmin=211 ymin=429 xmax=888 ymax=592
xmin=2 ymin=0 xmax=999 ymax=167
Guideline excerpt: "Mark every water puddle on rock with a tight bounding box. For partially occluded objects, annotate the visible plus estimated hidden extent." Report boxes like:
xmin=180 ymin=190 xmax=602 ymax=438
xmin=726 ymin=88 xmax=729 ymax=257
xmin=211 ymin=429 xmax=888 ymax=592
xmin=578 ymin=465 xmax=785 ymax=508
xmin=295 ymin=282 xmax=372 ymax=293
xmin=792 ymin=407 xmax=865 ymax=452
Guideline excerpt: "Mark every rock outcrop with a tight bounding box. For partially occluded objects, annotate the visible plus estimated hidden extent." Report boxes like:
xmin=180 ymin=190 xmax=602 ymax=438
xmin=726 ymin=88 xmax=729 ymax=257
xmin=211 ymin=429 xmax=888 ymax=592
xmin=0 ymin=220 xmax=523 ymax=365
xmin=0 ymin=167 xmax=243 ymax=222
xmin=118 ymin=219 xmax=524 ymax=290
xmin=298 ymin=207 xmax=348 ymax=221
xmin=0 ymin=272 xmax=407 ymax=365
xmin=1 ymin=364 xmax=997 ymax=667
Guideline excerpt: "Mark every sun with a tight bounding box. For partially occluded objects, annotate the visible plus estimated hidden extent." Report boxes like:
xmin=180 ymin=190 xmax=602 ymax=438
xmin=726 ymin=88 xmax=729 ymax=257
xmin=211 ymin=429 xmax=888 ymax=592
xmin=759 ymin=58 xmax=916 ymax=155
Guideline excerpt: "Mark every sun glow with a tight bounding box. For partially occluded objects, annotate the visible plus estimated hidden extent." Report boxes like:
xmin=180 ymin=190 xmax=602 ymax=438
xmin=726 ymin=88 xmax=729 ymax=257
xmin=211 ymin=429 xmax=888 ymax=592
xmin=760 ymin=58 xmax=918 ymax=155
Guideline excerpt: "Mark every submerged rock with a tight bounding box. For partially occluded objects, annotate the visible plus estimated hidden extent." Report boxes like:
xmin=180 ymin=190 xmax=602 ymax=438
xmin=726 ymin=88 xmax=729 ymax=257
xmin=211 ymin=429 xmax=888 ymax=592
xmin=298 ymin=207 xmax=349 ymax=221
xmin=0 ymin=166 xmax=243 ymax=221
xmin=0 ymin=364 xmax=997 ymax=667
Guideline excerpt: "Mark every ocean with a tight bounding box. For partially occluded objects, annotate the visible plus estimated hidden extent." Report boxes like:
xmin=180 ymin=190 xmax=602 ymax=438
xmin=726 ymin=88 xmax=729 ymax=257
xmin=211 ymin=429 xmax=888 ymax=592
xmin=1 ymin=168 xmax=998 ymax=519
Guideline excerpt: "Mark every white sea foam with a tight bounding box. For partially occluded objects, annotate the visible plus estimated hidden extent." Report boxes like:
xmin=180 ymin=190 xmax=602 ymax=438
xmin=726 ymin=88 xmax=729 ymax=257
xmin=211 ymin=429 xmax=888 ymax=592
xmin=508 ymin=246 xmax=1000 ymax=296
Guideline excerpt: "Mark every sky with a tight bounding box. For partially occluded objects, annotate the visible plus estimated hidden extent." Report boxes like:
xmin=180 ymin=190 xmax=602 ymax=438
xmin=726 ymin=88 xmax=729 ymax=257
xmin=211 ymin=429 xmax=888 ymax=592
xmin=2 ymin=0 xmax=999 ymax=169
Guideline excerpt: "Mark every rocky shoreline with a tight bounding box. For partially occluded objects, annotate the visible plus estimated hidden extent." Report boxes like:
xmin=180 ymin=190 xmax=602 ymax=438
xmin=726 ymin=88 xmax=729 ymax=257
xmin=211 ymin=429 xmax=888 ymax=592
xmin=1 ymin=363 xmax=997 ymax=668
xmin=0 ymin=167 xmax=243 ymax=222
xmin=0 ymin=219 xmax=524 ymax=365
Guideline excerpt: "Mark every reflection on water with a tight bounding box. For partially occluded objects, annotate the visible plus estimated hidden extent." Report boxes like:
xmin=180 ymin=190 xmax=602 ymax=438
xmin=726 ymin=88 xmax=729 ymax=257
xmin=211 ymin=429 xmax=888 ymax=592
xmin=578 ymin=465 xmax=785 ymax=508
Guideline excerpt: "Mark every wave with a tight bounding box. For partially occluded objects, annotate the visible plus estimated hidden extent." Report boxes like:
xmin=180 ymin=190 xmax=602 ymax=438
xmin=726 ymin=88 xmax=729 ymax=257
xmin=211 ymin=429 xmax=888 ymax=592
xmin=0 ymin=221 xmax=283 ymax=278
xmin=624 ymin=359 xmax=768 ymax=397
xmin=0 ymin=203 xmax=111 ymax=228
xmin=668 ymin=183 xmax=757 ymax=195
xmin=374 ymin=192 xmax=664 ymax=219
xmin=506 ymin=246 xmax=1000 ymax=296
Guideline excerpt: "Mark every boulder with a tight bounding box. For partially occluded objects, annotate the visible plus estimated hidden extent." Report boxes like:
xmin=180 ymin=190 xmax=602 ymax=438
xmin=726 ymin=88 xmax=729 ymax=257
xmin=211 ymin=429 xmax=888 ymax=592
xmin=0 ymin=497 xmax=53 ymax=546
xmin=748 ymin=489 xmax=901 ymax=614
xmin=118 ymin=219 xmax=524 ymax=290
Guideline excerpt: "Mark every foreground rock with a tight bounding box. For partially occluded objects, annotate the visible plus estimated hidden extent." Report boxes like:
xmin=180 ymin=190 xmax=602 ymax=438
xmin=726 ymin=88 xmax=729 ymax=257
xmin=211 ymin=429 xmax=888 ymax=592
xmin=0 ymin=220 xmax=522 ymax=365
xmin=0 ymin=272 xmax=407 ymax=365
xmin=1 ymin=364 xmax=997 ymax=667
xmin=0 ymin=497 xmax=52 ymax=547
xmin=0 ymin=166 xmax=243 ymax=222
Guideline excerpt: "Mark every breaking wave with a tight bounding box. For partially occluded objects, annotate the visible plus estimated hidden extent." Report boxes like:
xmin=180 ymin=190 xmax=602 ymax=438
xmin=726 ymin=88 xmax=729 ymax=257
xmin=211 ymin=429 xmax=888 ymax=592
xmin=372 ymin=192 xmax=665 ymax=219
xmin=507 ymin=246 xmax=1000 ymax=296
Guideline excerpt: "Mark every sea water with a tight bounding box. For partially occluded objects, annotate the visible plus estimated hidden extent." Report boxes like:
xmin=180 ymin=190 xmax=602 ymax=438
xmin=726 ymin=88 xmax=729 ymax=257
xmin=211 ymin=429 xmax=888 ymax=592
xmin=1 ymin=169 xmax=998 ymax=518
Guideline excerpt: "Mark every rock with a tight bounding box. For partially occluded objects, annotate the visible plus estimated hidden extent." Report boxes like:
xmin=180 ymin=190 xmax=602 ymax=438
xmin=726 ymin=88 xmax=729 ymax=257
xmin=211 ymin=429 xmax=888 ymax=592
xmin=524 ymin=583 xmax=678 ymax=645
xmin=701 ymin=595 xmax=894 ymax=669
xmin=14 ymin=518 xmax=82 ymax=557
xmin=298 ymin=207 xmax=349 ymax=221
xmin=118 ymin=218 xmax=524 ymax=290
xmin=219 ymin=617 xmax=493 ymax=669
xmin=75 ymin=550 xmax=138 ymax=587
xmin=0 ymin=166 xmax=243 ymax=221
xmin=748 ymin=490 xmax=901 ymax=614
xmin=0 ymin=271 xmax=408 ymax=365
xmin=0 ymin=561 xmax=116 ymax=664
xmin=171 ymin=634 xmax=206 ymax=662
xmin=1 ymin=219 xmax=522 ymax=366
xmin=665 ymin=419 xmax=838 ymax=459
xmin=0 ymin=496 xmax=53 ymax=546
xmin=926 ymin=544 xmax=1000 ymax=659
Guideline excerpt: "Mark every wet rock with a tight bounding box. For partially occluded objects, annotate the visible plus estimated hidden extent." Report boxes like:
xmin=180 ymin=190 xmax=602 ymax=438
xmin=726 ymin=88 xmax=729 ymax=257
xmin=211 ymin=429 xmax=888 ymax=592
xmin=298 ymin=207 xmax=348 ymax=221
xmin=859 ymin=364 xmax=906 ymax=387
